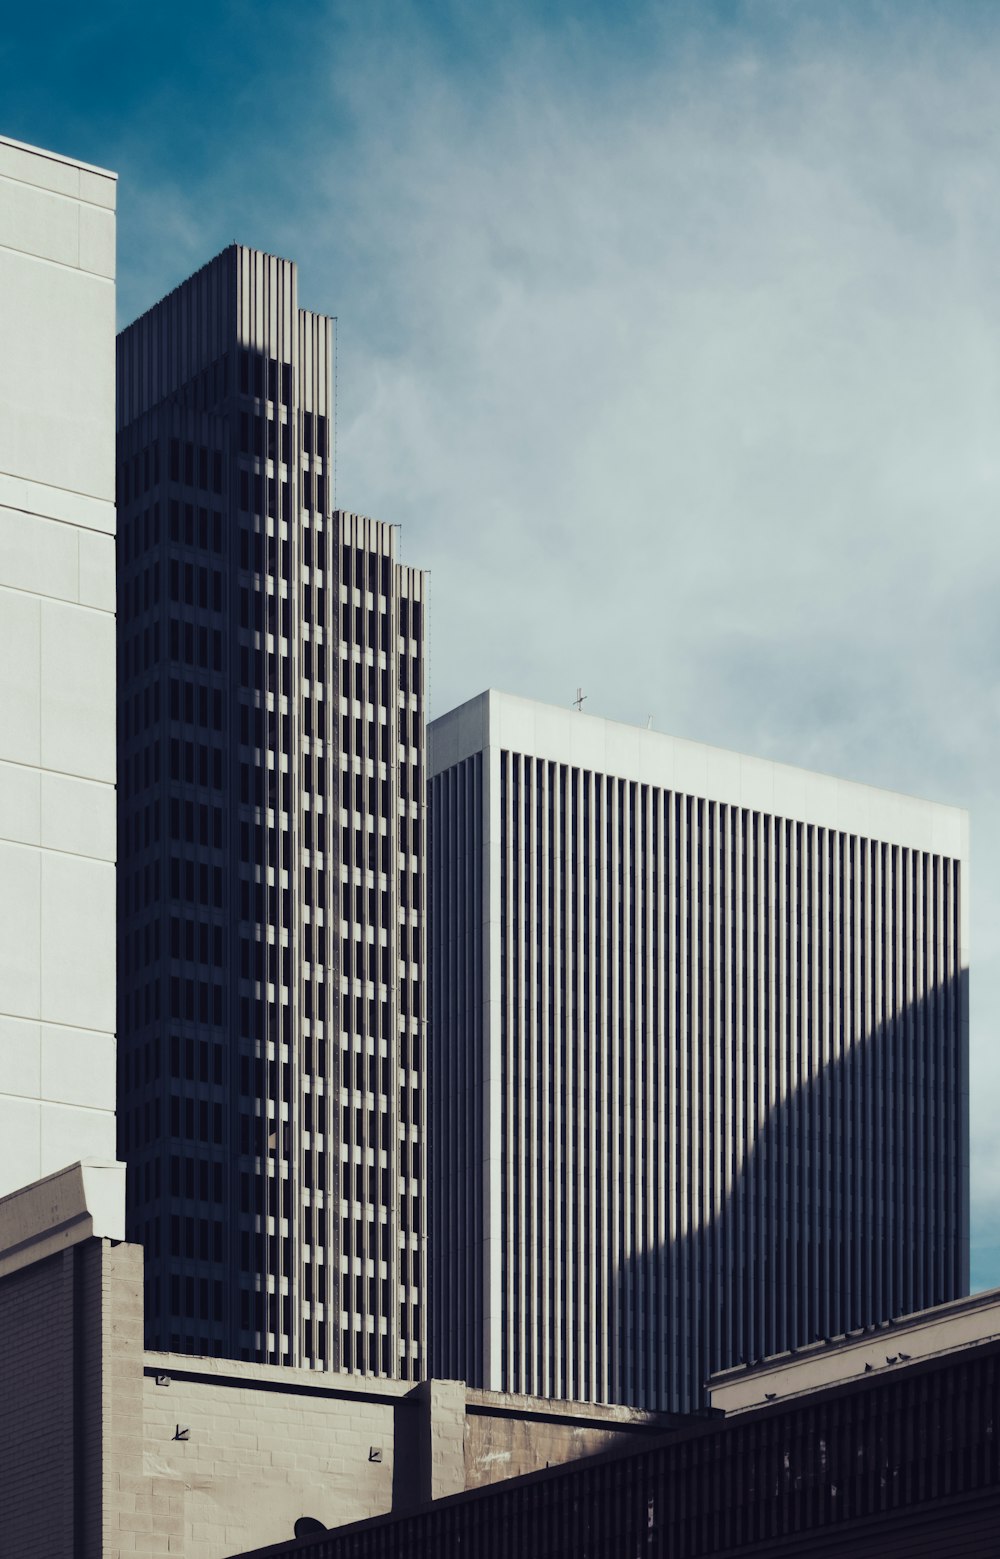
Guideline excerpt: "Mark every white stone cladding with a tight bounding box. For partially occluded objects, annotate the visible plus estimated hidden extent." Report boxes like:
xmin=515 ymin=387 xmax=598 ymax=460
xmin=0 ymin=135 xmax=118 ymax=1197
xmin=428 ymin=689 xmax=970 ymax=1412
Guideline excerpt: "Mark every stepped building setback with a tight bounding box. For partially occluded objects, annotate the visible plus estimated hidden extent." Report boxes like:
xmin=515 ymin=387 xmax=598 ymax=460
xmin=428 ymin=690 xmax=969 ymax=1412
xmin=117 ymin=247 xmax=427 ymax=1375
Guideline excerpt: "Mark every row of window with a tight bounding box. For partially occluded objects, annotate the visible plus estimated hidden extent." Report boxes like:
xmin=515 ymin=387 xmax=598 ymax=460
xmin=169 ymin=498 xmax=224 ymax=554
xmin=169 ymin=437 xmax=224 ymax=496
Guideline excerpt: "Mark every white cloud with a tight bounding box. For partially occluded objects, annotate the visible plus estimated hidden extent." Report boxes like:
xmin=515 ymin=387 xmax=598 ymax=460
xmin=120 ymin=1 xmax=1000 ymax=1285
xmin=320 ymin=10 xmax=1000 ymax=1284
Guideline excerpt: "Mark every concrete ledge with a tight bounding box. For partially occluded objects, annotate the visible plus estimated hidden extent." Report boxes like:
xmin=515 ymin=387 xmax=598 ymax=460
xmin=465 ymin=1385 xmax=681 ymax=1432
xmin=144 ymin=1350 xmax=418 ymax=1403
xmin=0 ymin=1157 xmax=125 ymax=1277
xmin=709 ymin=1285 xmax=1000 ymax=1413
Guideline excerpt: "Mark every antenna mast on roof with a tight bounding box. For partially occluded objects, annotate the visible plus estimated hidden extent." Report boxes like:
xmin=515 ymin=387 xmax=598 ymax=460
xmin=574 ymin=687 xmax=587 ymax=713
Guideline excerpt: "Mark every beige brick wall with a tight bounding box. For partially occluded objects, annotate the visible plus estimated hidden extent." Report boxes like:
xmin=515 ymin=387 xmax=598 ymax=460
xmin=142 ymin=1358 xmax=412 ymax=1558
xmin=96 ymin=1241 xmax=184 ymax=1558
xmin=143 ymin=1363 xmax=676 ymax=1554
xmin=463 ymin=1388 xmax=674 ymax=1488
xmin=410 ymin=1379 xmax=466 ymax=1502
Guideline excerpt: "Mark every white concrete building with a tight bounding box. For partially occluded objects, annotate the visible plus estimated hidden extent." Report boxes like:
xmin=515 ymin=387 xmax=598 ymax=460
xmin=0 ymin=136 xmax=118 ymax=1196
xmin=428 ymin=690 xmax=969 ymax=1412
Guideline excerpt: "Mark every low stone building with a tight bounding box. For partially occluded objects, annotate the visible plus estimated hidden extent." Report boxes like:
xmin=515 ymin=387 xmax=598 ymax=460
xmin=0 ymin=1163 xmax=682 ymax=1558
xmin=228 ymin=1302 xmax=1000 ymax=1559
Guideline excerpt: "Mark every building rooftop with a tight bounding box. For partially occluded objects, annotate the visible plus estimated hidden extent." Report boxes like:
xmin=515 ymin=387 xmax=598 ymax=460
xmin=0 ymin=131 xmax=117 ymax=182
xmin=429 ymin=688 xmax=968 ymax=857
xmin=708 ymin=1285 xmax=1000 ymax=1413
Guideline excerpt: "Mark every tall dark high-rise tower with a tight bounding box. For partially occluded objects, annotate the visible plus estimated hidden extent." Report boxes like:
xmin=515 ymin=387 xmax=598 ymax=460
xmin=116 ymin=247 xmax=426 ymax=1379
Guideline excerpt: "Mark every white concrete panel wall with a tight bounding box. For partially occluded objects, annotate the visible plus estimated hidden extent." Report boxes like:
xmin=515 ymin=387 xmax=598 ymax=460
xmin=0 ymin=136 xmax=117 ymax=1197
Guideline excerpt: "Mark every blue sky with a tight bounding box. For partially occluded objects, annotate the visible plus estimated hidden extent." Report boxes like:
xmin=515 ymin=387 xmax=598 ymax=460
xmin=6 ymin=0 xmax=1000 ymax=1288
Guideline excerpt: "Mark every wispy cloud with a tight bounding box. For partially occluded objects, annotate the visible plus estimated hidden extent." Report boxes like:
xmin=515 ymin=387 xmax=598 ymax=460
xmin=106 ymin=0 xmax=1000 ymax=1284
xmin=318 ymin=6 xmax=1000 ymax=1287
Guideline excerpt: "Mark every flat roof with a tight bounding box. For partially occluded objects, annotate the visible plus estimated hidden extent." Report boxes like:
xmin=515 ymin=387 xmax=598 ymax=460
xmin=0 ymin=131 xmax=117 ymax=181
xmin=429 ymin=689 xmax=968 ymax=859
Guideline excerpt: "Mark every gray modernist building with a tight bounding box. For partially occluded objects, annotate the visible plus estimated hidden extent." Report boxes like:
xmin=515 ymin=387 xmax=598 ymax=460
xmin=0 ymin=134 xmax=120 ymax=1201
xmin=428 ymin=690 xmax=969 ymax=1412
xmin=117 ymin=247 xmax=427 ymax=1377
